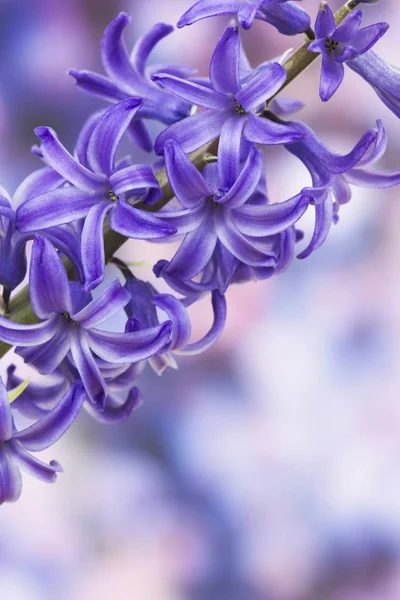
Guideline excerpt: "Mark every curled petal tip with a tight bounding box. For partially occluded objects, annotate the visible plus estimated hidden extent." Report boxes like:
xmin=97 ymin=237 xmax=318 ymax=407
xmin=34 ymin=126 xmax=54 ymax=141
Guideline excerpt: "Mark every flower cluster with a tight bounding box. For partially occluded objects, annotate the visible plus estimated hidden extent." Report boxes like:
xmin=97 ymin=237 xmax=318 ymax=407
xmin=0 ymin=0 xmax=399 ymax=504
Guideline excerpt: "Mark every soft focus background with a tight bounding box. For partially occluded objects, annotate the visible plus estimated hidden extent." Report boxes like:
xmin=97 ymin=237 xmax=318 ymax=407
xmin=0 ymin=0 xmax=399 ymax=598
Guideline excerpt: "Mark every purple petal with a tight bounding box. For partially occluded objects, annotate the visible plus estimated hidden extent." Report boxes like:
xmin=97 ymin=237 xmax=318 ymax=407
xmin=13 ymin=383 xmax=85 ymax=451
xmin=43 ymin=225 xmax=85 ymax=284
xmin=16 ymin=188 xmax=104 ymax=232
xmin=210 ymin=27 xmax=240 ymax=95
xmin=101 ymin=13 xmax=139 ymax=91
xmin=13 ymin=167 xmax=64 ymax=210
xmin=177 ymin=0 xmax=242 ymax=28
xmin=218 ymin=116 xmax=246 ymax=189
xmin=232 ymin=192 xmax=309 ymax=236
xmin=297 ymin=197 xmax=334 ymax=259
xmin=319 ymin=57 xmax=344 ymax=102
xmin=0 ymin=314 xmax=59 ymax=347
xmin=346 ymin=167 xmax=400 ymax=188
xmin=236 ymin=63 xmax=286 ymax=111
xmin=88 ymin=321 xmax=172 ymax=363
xmin=110 ymin=198 xmax=176 ymax=239
xmin=0 ymin=379 xmax=12 ymax=441
xmin=151 ymin=294 xmax=191 ymax=350
xmin=81 ymin=201 xmax=112 ymax=291
xmin=260 ymin=2 xmax=311 ymax=36
xmin=351 ymin=22 xmax=389 ymax=55
xmin=154 ymin=109 xmax=229 ymax=155
xmin=152 ymin=74 xmax=229 ymax=109
xmin=178 ymin=291 xmax=226 ymax=355
xmin=216 ymin=208 xmax=277 ymax=266
xmin=315 ymin=3 xmax=336 ymax=38
xmin=0 ymin=447 xmax=22 ymax=504
xmin=74 ymin=110 xmax=105 ymax=168
xmin=69 ymin=69 xmax=127 ymax=103
xmin=86 ymin=387 xmax=142 ymax=423
xmin=9 ymin=441 xmax=61 ymax=483
xmin=243 ymin=112 xmax=304 ymax=145
xmin=166 ymin=207 xmax=218 ymax=279
xmin=164 ymin=140 xmax=213 ymax=208
xmin=218 ymin=145 xmax=263 ymax=209
xmin=70 ymin=329 xmax=107 ymax=407
xmin=35 ymin=126 xmax=106 ymax=191
xmin=17 ymin=326 xmax=71 ymax=375
xmin=270 ymin=97 xmax=304 ymax=117
xmin=157 ymin=206 xmax=205 ymax=239
xmin=73 ymin=279 xmax=130 ymax=329
xmin=109 ymin=164 xmax=161 ymax=196
xmin=30 ymin=236 xmax=72 ymax=319
xmin=131 ymin=22 xmax=173 ymax=74
xmin=334 ymin=10 xmax=362 ymax=42
xmin=87 ymin=98 xmax=143 ymax=177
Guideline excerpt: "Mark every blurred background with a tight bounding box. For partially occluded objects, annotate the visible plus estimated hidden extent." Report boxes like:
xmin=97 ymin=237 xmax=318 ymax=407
xmin=0 ymin=0 xmax=400 ymax=598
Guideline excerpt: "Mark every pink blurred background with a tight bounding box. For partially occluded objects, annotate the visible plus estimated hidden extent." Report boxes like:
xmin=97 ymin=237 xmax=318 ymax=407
xmin=0 ymin=0 xmax=400 ymax=598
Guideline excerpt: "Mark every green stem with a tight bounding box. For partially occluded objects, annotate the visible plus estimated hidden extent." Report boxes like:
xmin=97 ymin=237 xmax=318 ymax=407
xmin=0 ymin=0 xmax=362 ymax=359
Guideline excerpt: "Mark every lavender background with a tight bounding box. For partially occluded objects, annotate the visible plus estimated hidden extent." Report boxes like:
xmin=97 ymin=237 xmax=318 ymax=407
xmin=0 ymin=0 xmax=400 ymax=598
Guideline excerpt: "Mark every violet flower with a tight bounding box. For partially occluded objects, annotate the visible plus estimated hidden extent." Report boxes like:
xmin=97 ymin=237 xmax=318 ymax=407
xmin=153 ymin=140 xmax=310 ymax=290
xmin=0 ymin=378 xmax=85 ymax=504
xmin=348 ymin=51 xmax=400 ymax=118
xmin=0 ymin=237 xmax=172 ymax=408
xmin=153 ymin=27 xmax=304 ymax=156
xmin=178 ymin=0 xmax=311 ymax=35
xmin=308 ymin=4 xmax=388 ymax=101
xmin=69 ymin=14 xmax=192 ymax=151
xmin=286 ymin=119 xmax=381 ymax=257
xmin=16 ymin=99 xmax=176 ymax=290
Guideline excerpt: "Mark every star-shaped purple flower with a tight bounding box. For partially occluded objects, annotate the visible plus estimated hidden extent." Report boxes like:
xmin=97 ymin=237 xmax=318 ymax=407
xmin=153 ymin=140 xmax=310 ymax=291
xmin=70 ymin=14 xmax=192 ymax=151
xmin=16 ymin=99 xmax=177 ymax=290
xmin=178 ymin=0 xmax=311 ymax=35
xmin=308 ymin=3 xmax=388 ymax=101
xmin=0 ymin=237 xmax=172 ymax=408
xmin=153 ymin=27 xmax=304 ymax=157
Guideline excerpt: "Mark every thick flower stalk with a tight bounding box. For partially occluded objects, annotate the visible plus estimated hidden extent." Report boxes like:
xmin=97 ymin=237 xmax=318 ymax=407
xmin=0 ymin=0 xmax=399 ymax=504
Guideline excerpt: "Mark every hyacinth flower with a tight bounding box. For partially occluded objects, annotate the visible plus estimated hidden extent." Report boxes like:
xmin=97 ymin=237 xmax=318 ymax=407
xmin=348 ymin=51 xmax=400 ymax=118
xmin=69 ymin=14 xmax=192 ymax=151
xmin=177 ymin=0 xmax=311 ymax=35
xmin=308 ymin=3 xmax=388 ymax=102
xmin=16 ymin=99 xmax=177 ymax=290
xmin=152 ymin=140 xmax=310 ymax=293
xmin=123 ymin=276 xmax=227 ymax=374
xmin=153 ymin=27 xmax=304 ymax=156
xmin=0 ymin=237 xmax=172 ymax=408
xmin=0 ymin=378 xmax=85 ymax=504
xmin=286 ymin=119 xmax=381 ymax=257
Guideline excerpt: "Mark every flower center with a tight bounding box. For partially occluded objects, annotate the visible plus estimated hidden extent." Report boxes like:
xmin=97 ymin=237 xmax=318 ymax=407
xmin=325 ymin=38 xmax=339 ymax=54
xmin=109 ymin=189 xmax=119 ymax=202
xmin=62 ymin=312 xmax=79 ymax=326
xmin=235 ymin=102 xmax=246 ymax=115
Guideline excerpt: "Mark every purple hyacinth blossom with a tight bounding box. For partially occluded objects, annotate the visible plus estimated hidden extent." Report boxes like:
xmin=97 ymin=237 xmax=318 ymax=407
xmin=0 ymin=377 xmax=85 ymax=504
xmin=0 ymin=237 xmax=172 ymax=408
xmin=153 ymin=27 xmax=304 ymax=156
xmin=308 ymin=4 xmax=388 ymax=101
xmin=153 ymin=140 xmax=310 ymax=290
xmin=16 ymin=99 xmax=177 ymax=290
xmin=178 ymin=0 xmax=311 ymax=35
xmin=69 ymin=14 xmax=192 ymax=151
xmin=348 ymin=51 xmax=400 ymax=118
xmin=286 ymin=119 xmax=381 ymax=257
